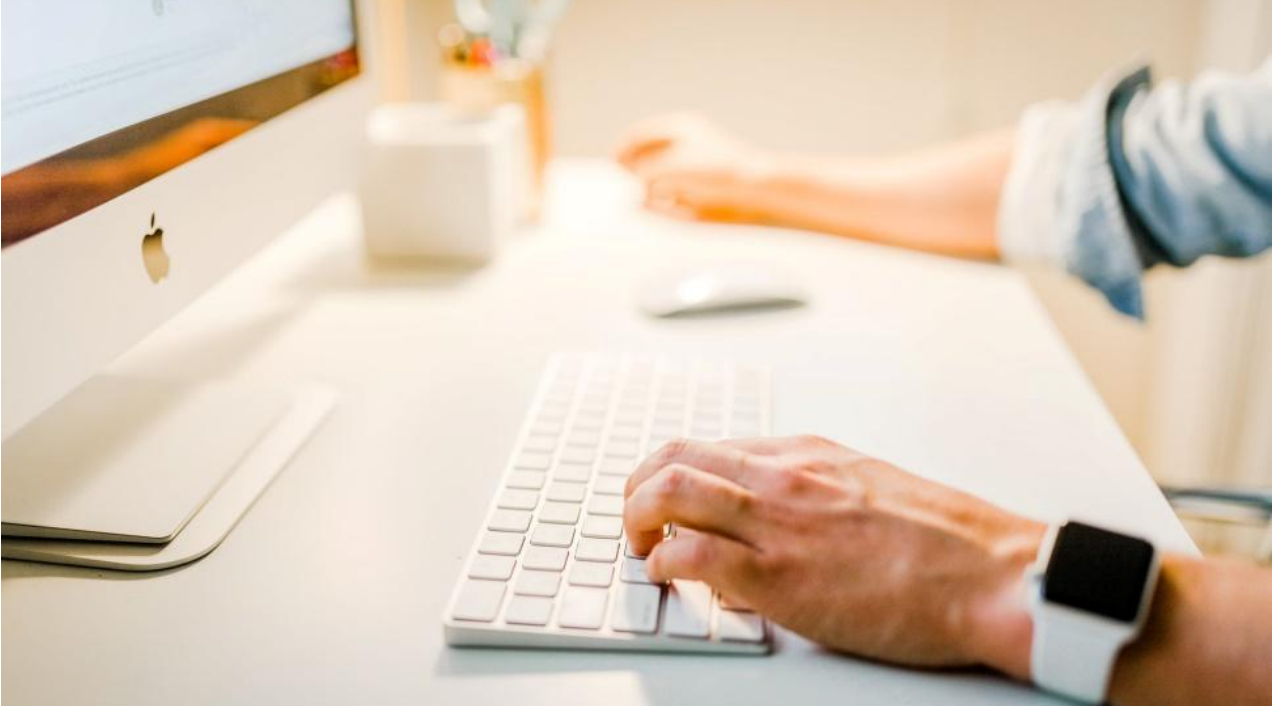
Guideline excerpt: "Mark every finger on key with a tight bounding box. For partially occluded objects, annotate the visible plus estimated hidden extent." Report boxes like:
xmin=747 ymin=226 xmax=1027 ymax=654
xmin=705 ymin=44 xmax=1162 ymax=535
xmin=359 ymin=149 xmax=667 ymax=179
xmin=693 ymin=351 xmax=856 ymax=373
xmin=623 ymin=463 xmax=756 ymax=557
xmin=645 ymin=531 xmax=760 ymax=599
xmin=624 ymin=438 xmax=762 ymax=500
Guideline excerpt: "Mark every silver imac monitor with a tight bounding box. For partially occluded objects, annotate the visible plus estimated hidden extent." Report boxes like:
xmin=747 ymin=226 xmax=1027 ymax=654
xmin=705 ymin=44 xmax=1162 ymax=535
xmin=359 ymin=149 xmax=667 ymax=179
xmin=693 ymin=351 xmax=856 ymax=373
xmin=2 ymin=0 xmax=374 ymax=438
xmin=1 ymin=0 xmax=377 ymax=567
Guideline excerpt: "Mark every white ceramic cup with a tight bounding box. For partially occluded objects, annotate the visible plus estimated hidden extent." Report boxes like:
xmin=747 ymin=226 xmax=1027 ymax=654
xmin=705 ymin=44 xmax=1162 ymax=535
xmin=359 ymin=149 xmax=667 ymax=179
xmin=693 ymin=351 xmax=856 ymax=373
xmin=359 ymin=103 xmax=524 ymax=263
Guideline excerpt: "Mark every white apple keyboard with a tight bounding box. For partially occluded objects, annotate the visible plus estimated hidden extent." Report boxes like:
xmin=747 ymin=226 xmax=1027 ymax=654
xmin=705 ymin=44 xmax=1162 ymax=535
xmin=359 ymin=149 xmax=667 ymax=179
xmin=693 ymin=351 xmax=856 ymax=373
xmin=443 ymin=353 xmax=773 ymax=654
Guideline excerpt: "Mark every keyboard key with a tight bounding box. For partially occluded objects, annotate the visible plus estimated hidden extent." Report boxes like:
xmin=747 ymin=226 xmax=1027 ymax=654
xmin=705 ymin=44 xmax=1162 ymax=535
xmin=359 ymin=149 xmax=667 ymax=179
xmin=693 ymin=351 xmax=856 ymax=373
xmin=497 ymin=489 xmax=539 ymax=510
xmin=588 ymin=495 xmax=624 ymax=516
xmin=616 ymin=393 xmax=645 ymax=407
xmin=617 ymin=400 xmax=647 ymax=415
xmin=592 ymin=475 xmax=627 ymax=495
xmin=717 ymin=593 xmax=752 ymax=611
xmin=530 ymin=524 xmax=575 ymax=548
xmin=514 ymin=570 xmax=561 ymax=597
xmin=608 ymin=425 xmax=643 ymax=440
xmin=579 ymin=395 xmax=609 ymax=411
xmin=538 ymin=501 xmax=581 ymax=525
xmin=522 ymin=546 xmax=568 ymax=571
xmin=621 ymin=558 xmax=654 ymax=583
xmin=515 ymin=451 xmax=553 ymax=470
xmin=489 ymin=509 xmax=532 ymax=533
xmin=656 ymin=409 xmax=682 ymax=426
xmin=575 ymin=537 xmax=620 ymax=563
xmin=661 ymin=372 xmax=688 ymax=386
xmin=507 ymin=471 xmax=546 ymax=490
xmin=664 ymin=580 xmax=713 ymax=638
xmin=505 ymin=595 xmax=554 ymax=626
xmin=560 ymin=447 xmax=596 ymax=465
xmin=603 ymin=441 xmax=640 ymax=458
xmin=545 ymin=387 xmax=574 ymax=403
xmin=571 ymin=415 xmax=604 ymax=431
xmin=452 ymin=580 xmax=506 ymax=622
xmin=651 ymin=417 xmax=682 ymax=432
xmin=717 ymin=609 xmax=766 ymax=643
xmin=610 ymin=583 xmax=662 ymax=634
xmin=478 ymin=532 xmax=524 ymax=556
xmin=599 ymin=459 xmax=636 ymax=476
xmin=530 ymin=420 xmax=563 ymax=437
xmin=545 ymin=482 xmax=586 ymax=503
xmin=568 ymin=562 xmax=614 ymax=587
xmin=614 ymin=410 xmax=646 ymax=426
xmin=542 ymin=385 xmax=572 ymax=401
xmin=692 ymin=402 xmax=723 ymax=418
xmin=733 ymin=399 xmax=763 ymax=416
xmin=538 ymin=407 xmax=570 ymax=424
xmin=522 ymin=435 xmax=557 ymax=453
xmin=553 ymin=463 xmax=592 ymax=483
xmin=468 ymin=555 xmax=515 ymax=581
xmin=557 ymin=587 xmax=608 ymax=630
xmin=544 ymin=393 xmax=573 ymax=408
xmin=582 ymin=516 xmax=623 ymax=539
xmin=566 ymin=431 xmax=601 ymax=448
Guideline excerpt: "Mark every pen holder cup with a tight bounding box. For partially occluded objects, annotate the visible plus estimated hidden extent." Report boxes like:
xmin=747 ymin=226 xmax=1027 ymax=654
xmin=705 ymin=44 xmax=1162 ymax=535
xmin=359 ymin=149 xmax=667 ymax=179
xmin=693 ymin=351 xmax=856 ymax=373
xmin=358 ymin=103 xmax=520 ymax=264
xmin=440 ymin=59 xmax=550 ymax=221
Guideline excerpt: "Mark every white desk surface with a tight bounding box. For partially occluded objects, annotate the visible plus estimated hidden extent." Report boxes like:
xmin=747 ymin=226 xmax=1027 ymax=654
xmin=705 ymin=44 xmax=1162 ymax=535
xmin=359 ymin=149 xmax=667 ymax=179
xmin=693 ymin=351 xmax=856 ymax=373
xmin=2 ymin=160 xmax=1193 ymax=705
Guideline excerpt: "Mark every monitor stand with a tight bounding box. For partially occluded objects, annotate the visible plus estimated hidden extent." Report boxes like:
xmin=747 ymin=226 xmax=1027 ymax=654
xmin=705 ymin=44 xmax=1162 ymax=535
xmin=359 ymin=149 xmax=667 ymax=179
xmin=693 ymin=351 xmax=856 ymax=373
xmin=1 ymin=376 xmax=335 ymax=571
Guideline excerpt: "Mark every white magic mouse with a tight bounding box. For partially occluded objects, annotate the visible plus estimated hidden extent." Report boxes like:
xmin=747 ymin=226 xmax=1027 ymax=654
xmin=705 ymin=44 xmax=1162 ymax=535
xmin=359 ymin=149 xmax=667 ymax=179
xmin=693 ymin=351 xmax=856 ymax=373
xmin=638 ymin=264 xmax=809 ymax=318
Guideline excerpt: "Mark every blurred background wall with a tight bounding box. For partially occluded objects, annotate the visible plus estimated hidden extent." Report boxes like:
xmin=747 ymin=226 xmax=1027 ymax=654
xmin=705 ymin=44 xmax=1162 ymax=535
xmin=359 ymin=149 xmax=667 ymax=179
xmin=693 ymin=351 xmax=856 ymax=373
xmin=387 ymin=0 xmax=1270 ymax=553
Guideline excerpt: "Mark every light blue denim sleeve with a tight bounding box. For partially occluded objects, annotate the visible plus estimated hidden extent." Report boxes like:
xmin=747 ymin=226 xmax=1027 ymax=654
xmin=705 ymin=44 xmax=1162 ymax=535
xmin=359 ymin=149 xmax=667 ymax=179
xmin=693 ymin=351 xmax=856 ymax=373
xmin=1066 ymin=62 xmax=1271 ymax=318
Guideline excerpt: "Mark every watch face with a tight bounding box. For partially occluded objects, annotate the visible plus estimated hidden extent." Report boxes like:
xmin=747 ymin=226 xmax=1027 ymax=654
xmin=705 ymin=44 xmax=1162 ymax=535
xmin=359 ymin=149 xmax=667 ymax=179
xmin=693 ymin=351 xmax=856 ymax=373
xmin=1043 ymin=522 xmax=1155 ymax=623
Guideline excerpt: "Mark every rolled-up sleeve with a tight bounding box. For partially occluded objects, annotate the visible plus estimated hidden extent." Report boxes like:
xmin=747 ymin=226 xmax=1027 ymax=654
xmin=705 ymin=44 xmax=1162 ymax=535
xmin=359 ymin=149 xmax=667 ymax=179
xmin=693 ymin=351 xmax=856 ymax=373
xmin=998 ymin=61 xmax=1272 ymax=318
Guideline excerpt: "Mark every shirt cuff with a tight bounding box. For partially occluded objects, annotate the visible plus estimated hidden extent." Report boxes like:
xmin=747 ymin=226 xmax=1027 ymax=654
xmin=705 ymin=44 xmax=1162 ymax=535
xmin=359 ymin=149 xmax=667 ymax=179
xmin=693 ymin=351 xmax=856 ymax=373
xmin=997 ymin=65 xmax=1154 ymax=319
xmin=997 ymin=100 xmax=1079 ymax=268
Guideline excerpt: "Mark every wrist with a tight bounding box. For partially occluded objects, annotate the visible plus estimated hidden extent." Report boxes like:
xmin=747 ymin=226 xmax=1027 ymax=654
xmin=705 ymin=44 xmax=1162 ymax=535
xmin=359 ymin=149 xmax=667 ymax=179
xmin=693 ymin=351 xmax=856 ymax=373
xmin=736 ymin=149 xmax=783 ymax=204
xmin=966 ymin=519 xmax=1046 ymax=682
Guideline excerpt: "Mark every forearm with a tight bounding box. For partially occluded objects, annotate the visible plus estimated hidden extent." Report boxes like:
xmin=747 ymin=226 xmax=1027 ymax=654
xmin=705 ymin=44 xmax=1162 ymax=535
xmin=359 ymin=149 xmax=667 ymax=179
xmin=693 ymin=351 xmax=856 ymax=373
xmin=1108 ymin=556 xmax=1271 ymax=706
xmin=749 ymin=129 xmax=1016 ymax=259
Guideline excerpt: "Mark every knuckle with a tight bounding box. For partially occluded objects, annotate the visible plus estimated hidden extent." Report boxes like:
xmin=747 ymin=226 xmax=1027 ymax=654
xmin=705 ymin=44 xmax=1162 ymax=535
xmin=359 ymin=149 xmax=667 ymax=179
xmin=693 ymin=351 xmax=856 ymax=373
xmin=735 ymin=449 xmax=764 ymax=479
xmin=645 ymin=549 xmax=666 ymax=578
xmin=771 ymin=464 xmax=808 ymax=493
xmin=624 ymin=469 xmax=647 ymax=498
xmin=686 ymin=537 xmax=715 ymax=568
xmin=753 ymin=546 xmax=786 ymax=577
xmin=657 ymin=437 xmax=692 ymax=465
xmin=801 ymin=456 xmax=836 ymax=478
xmin=795 ymin=434 xmax=834 ymax=449
xmin=654 ymin=464 xmax=690 ymax=500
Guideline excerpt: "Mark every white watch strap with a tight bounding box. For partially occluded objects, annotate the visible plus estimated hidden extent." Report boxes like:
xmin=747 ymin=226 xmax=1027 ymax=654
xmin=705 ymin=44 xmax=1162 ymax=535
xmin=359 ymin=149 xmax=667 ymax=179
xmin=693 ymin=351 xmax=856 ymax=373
xmin=1032 ymin=614 xmax=1123 ymax=703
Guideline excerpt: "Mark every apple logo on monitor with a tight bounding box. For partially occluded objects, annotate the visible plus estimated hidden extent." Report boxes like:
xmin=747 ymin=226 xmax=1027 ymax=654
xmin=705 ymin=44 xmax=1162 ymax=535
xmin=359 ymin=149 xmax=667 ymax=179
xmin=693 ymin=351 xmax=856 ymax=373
xmin=142 ymin=213 xmax=170 ymax=283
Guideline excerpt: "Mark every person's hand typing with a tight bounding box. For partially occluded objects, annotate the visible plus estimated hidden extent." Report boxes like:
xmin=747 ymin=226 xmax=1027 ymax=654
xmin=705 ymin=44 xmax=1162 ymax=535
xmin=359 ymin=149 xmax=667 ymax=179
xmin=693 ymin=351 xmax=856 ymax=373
xmin=614 ymin=112 xmax=773 ymax=223
xmin=622 ymin=435 xmax=1045 ymax=678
